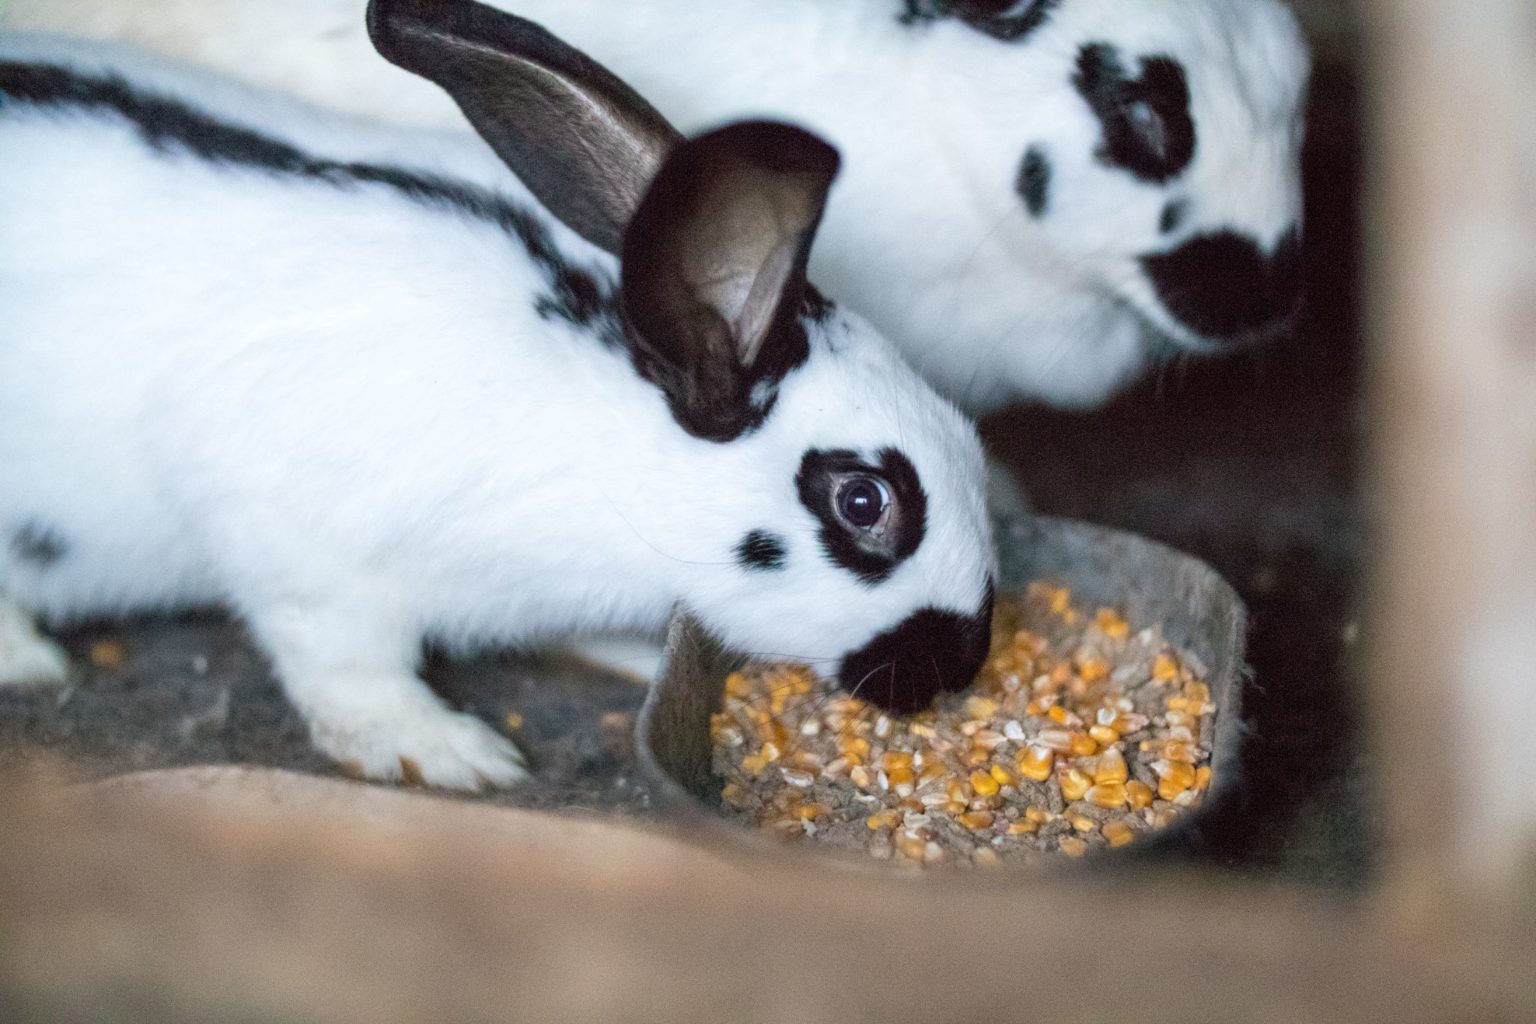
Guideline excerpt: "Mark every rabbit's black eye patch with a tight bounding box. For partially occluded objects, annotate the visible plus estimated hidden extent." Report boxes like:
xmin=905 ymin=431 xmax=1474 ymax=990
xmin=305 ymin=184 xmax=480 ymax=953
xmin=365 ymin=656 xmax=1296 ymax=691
xmin=736 ymin=530 xmax=787 ymax=572
xmin=1073 ymin=43 xmax=1195 ymax=184
xmin=796 ymin=448 xmax=926 ymax=586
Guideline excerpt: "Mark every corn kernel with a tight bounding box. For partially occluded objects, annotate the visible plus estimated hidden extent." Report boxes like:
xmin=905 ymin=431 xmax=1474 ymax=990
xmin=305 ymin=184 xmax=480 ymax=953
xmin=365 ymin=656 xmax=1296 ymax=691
xmin=1007 ymin=820 xmax=1039 ymax=836
xmin=866 ymin=809 xmax=902 ymax=830
xmin=946 ymin=778 xmax=972 ymax=804
xmin=896 ymin=829 xmax=929 ymax=860
xmin=797 ymin=803 xmax=829 ymax=820
xmin=1024 ymin=807 xmax=1052 ymax=825
xmin=962 ymin=747 xmax=992 ymax=767
xmin=740 ymin=753 xmax=768 ymax=775
xmin=958 ymin=810 xmax=996 ymax=830
xmin=849 ymin=765 xmax=876 ymax=790
xmin=1017 ymin=745 xmax=1054 ymax=782
xmin=964 ymin=695 xmax=1000 ymax=719
xmin=1088 ymin=724 xmax=1120 ymax=746
xmin=1152 ymin=654 xmax=1178 ymax=681
xmin=1048 ymin=586 xmax=1072 ymax=616
xmin=1126 ymin=780 xmax=1155 ymax=810
xmin=1059 ymin=837 xmax=1088 ymax=857
xmin=1036 ymin=729 xmax=1075 ymax=753
xmin=1103 ymin=821 xmax=1135 ymax=847
xmin=969 ymin=770 xmax=1001 ymax=797
xmin=1069 ymin=732 xmax=1099 ymax=757
xmin=1195 ymin=765 xmax=1213 ymax=792
xmin=1094 ymin=746 xmax=1128 ymax=784
xmin=1086 ymin=782 xmax=1127 ymax=809
xmin=989 ymin=764 xmax=1018 ymax=788
xmin=881 ymin=751 xmax=914 ymax=773
xmin=1070 ymin=814 xmax=1097 ymax=833
xmin=1163 ymin=740 xmax=1197 ymax=764
xmin=1077 ymin=657 xmax=1109 ymax=683
xmin=1059 ymin=767 xmax=1092 ymax=802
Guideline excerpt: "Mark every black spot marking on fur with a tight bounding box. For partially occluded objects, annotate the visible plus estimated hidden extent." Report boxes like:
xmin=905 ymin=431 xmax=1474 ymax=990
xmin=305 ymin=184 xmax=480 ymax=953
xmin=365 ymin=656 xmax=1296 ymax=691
xmin=837 ymin=580 xmax=993 ymax=712
xmin=796 ymin=448 xmax=927 ymax=586
xmin=1141 ymin=228 xmax=1302 ymax=342
xmin=1160 ymin=199 xmax=1188 ymax=235
xmin=735 ymin=530 xmax=787 ymax=572
xmin=0 ymin=61 xmax=623 ymax=346
xmin=898 ymin=0 xmax=1060 ymax=43
xmin=10 ymin=522 xmax=68 ymax=567
xmin=1017 ymin=145 xmax=1052 ymax=217
xmin=1073 ymin=43 xmax=1195 ymax=184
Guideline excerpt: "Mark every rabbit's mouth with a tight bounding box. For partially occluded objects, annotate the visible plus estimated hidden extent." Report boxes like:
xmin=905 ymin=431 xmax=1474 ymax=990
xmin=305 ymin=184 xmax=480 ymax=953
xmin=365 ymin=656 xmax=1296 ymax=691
xmin=837 ymin=582 xmax=994 ymax=714
xmin=1137 ymin=227 xmax=1303 ymax=352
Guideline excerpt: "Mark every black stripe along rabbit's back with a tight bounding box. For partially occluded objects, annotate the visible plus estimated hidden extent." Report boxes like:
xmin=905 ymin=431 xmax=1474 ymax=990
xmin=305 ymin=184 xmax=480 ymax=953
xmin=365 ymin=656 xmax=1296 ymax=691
xmin=0 ymin=60 xmax=621 ymax=345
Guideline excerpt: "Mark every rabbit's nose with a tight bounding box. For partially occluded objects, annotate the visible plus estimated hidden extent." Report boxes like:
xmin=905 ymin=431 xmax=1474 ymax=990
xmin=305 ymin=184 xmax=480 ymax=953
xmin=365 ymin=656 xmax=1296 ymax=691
xmin=837 ymin=583 xmax=993 ymax=714
xmin=1141 ymin=227 xmax=1302 ymax=346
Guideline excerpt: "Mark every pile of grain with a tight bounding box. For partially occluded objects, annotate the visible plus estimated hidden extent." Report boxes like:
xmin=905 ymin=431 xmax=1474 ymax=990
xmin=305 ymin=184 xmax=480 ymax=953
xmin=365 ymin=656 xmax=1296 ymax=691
xmin=711 ymin=582 xmax=1216 ymax=867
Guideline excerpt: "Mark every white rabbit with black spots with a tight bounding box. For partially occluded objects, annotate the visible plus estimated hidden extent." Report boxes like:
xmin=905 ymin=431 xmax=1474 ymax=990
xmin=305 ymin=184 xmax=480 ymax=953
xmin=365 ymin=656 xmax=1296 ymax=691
xmin=3 ymin=0 xmax=1312 ymax=414
xmin=0 ymin=0 xmax=995 ymax=789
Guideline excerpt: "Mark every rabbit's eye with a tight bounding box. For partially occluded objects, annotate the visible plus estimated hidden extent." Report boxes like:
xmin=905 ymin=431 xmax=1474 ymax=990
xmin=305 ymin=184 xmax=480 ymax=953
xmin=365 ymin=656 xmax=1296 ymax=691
xmin=835 ymin=476 xmax=891 ymax=533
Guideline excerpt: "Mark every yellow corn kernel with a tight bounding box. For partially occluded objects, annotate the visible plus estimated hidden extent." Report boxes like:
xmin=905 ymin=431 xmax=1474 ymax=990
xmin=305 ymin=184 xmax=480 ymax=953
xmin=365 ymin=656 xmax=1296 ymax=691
xmin=917 ymin=762 xmax=947 ymax=787
xmin=1059 ymin=767 xmax=1092 ymax=802
xmin=1163 ymin=740 xmax=1198 ymax=764
xmin=797 ymin=803 xmax=829 ymax=820
xmin=1077 ymin=657 xmax=1109 ymax=683
xmin=1153 ymin=759 xmax=1197 ymax=800
xmin=1036 ymin=729 xmax=1075 ymax=753
xmin=1094 ymin=746 xmax=1129 ymax=784
xmin=1068 ymin=732 xmax=1097 ymax=757
xmin=1025 ymin=807 xmax=1052 ymax=825
xmin=886 ymin=765 xmax=916 ymax=796
xmin=866 ymin=809 xmax=902 ymax=830
xmin=964 ymin=694 xmax=1000 ymax=719
xmin=1186 ymin=681 xmax=1211 ymax=705
xmin=1195 ymin=765 xmax=1213 ymax=792
xmin=1047 ymin=704 xmax=1076 ymax=726
xmin=1088 ymin=724 xmax=1119 ymax=746
xmin=962 ymin=746 xmax=992 ymax=767
xmin=1152 ymin=654 xmax=1178 ymax=681
xmin=1059 ymin=836 xmax=1088 ymax=857
xmin=1086 ymin=782 xmax=1127 ymax=809
xmin=740 ymin=753 xmax=768 ymax=775
xmin=850 ymin=765 xmax=876 ymax=790
xmin=1115 ymin=712 xmax=1150 ymax=735
xmin=969 ymin=770 xmax=1001 ymax=797
xmin=1069 ymin=814 xmax=1097 ymax=833
xmin=881 ymin=750 xmax=914 ymax=773
xmin=1094 ymin=608 xmax=1130 ymax=639
xmin=840 ymin=736 xmax=871 ymax=760
xmin=1126 ymin=780 xmax=1155 ymax=810
xmin=1103 ymin=820 xmax=1135 ymax=847
xmin=1007 ymin=819 xmax=1039 ymax=836
xmin=943 ymin=799 xmax=969 ymax=815
xmin=760 ymin=741 xmax=782 ymax=763
xmin=989 ymin=763 xmax=1018 ymax=788
xmin=1048 ymin=586 xmax=1072 ymax=616
xmin=1016 ymin=745 xmax=1053 ymax=782
xmin=958 ymin=810 xmax=996 ymax=830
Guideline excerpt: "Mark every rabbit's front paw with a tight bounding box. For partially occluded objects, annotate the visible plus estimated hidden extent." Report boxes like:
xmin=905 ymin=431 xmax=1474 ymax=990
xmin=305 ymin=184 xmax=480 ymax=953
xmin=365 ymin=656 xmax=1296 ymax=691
xmin=0 ymin=598 xmax=70 ymax=686
xmin=302 ymin=679 xmax=529 ymax=790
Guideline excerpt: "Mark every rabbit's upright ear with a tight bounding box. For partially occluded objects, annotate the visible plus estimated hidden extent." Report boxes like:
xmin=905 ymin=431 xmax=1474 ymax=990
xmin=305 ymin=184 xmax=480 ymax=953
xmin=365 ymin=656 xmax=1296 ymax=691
xmin=620 ymin=122 xmax=839 ymax=443
xmin=367 ymin=0 xmax=680 ymax=253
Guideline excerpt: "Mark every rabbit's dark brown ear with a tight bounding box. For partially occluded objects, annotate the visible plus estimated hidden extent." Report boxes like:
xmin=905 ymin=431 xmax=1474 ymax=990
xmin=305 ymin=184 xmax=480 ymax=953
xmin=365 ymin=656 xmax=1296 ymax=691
xmin=367 ymin=0 xmax=680 ymax=253
xmin=620 ymin=121 xmax=840 ymax=443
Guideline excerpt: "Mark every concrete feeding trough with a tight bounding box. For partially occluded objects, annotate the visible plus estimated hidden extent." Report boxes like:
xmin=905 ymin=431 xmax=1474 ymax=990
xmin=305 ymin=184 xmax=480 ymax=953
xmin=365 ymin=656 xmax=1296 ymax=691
xmin=638 ymin=514 xmax=1248 ymax=866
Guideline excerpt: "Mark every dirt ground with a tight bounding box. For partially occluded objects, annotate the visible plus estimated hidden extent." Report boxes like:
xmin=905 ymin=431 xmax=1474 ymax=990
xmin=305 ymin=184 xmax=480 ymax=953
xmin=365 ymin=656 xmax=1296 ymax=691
xmin=0 ymin=34 xmax=1369 ymax=888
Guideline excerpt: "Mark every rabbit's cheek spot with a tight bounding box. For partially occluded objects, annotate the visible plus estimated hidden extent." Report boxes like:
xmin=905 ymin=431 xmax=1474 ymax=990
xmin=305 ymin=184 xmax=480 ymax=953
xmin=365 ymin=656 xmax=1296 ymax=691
xmin=735 ymin=530 xmax=787 ymax=572
xmin=1074 ymin=43 xmax=1195 ymax=185
xmin=1141 ymin=227 xmax=1302 ymax=344
xmin=1016 ymin=145 xmax=1051 ymax=218
xmin=9 ymin=522 xmax=68 ymax=568
xmin=1159 ymin=199 xmax=1188 ymax=236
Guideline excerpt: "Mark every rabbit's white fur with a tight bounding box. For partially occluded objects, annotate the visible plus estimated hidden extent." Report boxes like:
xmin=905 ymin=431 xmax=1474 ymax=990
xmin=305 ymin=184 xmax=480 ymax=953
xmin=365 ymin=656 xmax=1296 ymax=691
xmin=2 ymin=0 xmax=1311 ymax=414
xmin=0 ymin=35 xmax=994 ymax=787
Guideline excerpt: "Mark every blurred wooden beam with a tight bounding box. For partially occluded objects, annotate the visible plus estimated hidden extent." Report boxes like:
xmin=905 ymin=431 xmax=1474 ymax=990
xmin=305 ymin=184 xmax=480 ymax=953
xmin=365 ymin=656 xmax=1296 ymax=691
xmin=1367 ymin=0 xmax=1536 ymax=906
xmin=0 ymin=767 xmax=1424 ymax=1024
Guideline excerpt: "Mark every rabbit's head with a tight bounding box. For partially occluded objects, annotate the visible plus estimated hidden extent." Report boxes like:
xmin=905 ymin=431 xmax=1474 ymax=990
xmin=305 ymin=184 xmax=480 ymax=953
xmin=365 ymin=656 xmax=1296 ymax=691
xmin=371 ymin=0 xmax=996 ymax=710
xmin=909 ymin=0 xmax=1309 ymax=353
